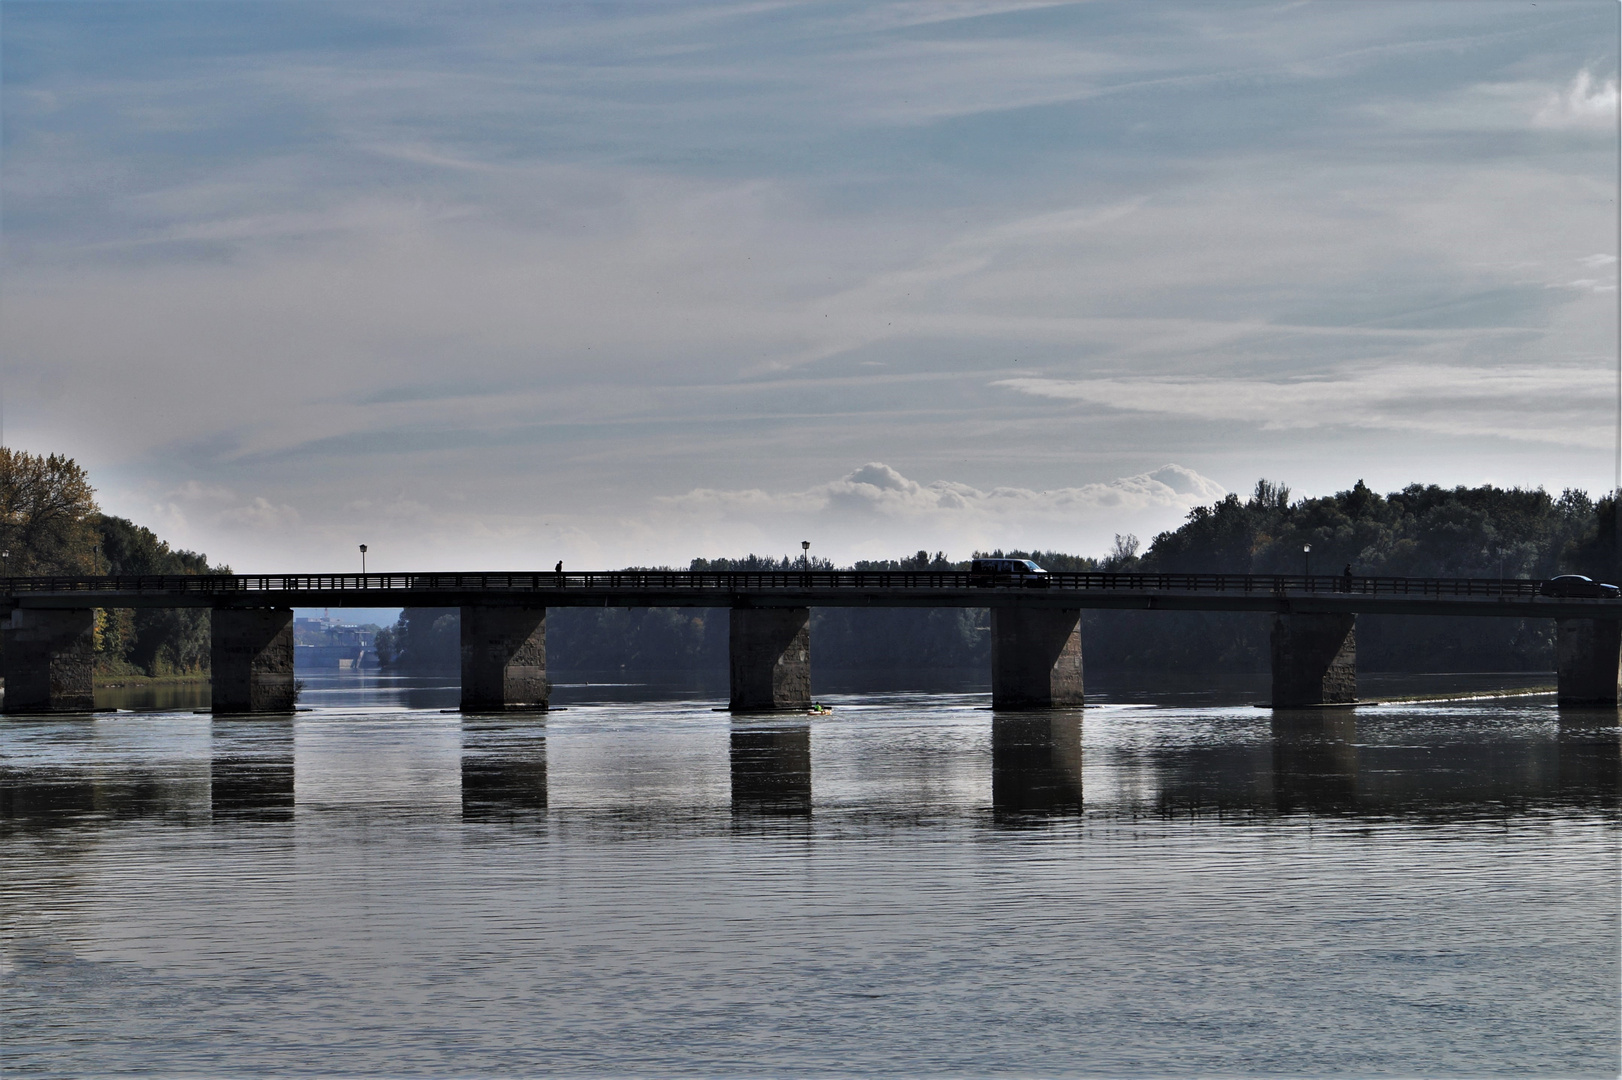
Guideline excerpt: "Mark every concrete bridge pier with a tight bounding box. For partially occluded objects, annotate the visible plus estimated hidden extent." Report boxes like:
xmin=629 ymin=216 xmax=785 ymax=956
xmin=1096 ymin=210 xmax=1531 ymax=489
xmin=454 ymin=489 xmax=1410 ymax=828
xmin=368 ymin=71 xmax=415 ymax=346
xmin=729 ymin=607 xmax=811 ymax=712
xmin=461 ymin=605 xmax=549 ymax=712
xmin=1271 ymin=613 xmax=1357 ymax=707
xmin=1556 ymin=619 xmax=1622 ymax=706
xmin=2 ymin=607 xmax=96 ymax=713
xmin=212 ymin=607 xmax=296 ymax=714
xmin=990 ymin=607 xmax=1084 ymax=709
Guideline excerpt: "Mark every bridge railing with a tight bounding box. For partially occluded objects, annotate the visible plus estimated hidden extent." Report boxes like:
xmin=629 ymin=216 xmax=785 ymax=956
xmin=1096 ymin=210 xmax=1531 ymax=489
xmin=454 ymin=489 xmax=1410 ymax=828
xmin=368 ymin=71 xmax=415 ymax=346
xmin=0 ymin=569 xmax=1552 ymax=600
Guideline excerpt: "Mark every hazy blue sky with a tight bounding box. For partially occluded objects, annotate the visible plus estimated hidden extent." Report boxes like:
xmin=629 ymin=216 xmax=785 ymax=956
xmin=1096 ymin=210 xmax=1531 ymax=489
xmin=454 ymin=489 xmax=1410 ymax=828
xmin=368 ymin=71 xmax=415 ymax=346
xmin=2 ymin=1 xmax=1617 ymax=570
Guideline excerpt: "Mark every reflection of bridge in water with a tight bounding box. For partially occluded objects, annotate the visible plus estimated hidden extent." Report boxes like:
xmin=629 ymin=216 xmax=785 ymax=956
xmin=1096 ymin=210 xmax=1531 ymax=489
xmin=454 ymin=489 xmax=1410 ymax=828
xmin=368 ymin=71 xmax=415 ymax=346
xmin=1152 ymin=711 xmax=1619 ymax=819
xmin=2 ymin=713 xmax=1614 ymax=828
xmin=6 ymin=570 xmax=1622 ymax=714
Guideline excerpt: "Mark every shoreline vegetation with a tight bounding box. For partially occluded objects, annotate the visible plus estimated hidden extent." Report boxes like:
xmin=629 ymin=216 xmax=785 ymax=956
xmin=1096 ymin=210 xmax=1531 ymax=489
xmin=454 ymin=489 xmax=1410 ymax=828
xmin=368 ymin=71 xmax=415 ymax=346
xmin=0 ymin=449 xmax=225 ymax=681
xmin=93 ymin=673 xmax=212 ymax=688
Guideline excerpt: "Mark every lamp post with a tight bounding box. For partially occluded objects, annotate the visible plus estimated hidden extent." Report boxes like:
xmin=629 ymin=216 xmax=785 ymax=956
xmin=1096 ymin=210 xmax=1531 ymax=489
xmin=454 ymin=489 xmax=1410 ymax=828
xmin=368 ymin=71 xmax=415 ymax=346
xmin=359 ymin=544 xmax=368 ymax=575
xmin=1302 ymin=542 xmax=1312 ymax=580
xmin=801 ymin=540 xmax=810 ymax=570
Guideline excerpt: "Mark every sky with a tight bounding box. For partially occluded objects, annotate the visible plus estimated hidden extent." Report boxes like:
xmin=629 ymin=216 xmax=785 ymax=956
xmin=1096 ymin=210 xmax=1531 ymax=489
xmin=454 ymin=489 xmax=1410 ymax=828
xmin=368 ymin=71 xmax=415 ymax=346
xmin=2 ymin=0 xmax=1618 ymax=572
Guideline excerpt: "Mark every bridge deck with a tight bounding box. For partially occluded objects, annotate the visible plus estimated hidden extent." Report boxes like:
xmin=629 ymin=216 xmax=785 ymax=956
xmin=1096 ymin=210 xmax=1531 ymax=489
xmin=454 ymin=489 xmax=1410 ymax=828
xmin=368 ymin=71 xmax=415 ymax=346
xmin=1 ymin=570 xmax=1617 ymax=619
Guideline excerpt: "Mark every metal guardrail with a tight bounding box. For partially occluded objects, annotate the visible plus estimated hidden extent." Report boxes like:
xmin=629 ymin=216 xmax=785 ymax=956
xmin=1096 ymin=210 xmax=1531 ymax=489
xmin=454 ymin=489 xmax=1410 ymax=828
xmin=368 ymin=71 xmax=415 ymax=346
xmin=0 ymin=569 xmax=1552 ymax=599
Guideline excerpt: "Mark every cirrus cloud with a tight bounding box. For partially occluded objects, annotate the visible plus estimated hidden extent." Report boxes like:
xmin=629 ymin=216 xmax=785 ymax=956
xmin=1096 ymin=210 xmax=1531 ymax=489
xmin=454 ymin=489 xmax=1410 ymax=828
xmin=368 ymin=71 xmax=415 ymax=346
xmin=995 ymin=360 xmax=1614 ymax=448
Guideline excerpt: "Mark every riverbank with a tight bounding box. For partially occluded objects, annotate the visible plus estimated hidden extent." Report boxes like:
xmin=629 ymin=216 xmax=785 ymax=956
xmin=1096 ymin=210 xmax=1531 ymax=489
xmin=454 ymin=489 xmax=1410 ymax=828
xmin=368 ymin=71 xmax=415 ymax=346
xmin=1375 ymin=686 xmax=1557 ymax=704
xmin=94 ymin=673 xmax=210 ymax=689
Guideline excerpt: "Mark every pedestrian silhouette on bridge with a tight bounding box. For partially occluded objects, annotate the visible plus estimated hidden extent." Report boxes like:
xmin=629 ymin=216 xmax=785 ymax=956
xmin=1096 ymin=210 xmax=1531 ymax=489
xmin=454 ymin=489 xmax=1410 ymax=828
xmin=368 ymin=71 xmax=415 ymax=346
xmin=1341 ymin=563 xmax=1353 ymax=592
xmin=555 ymin=561 xmax=563 ymax=573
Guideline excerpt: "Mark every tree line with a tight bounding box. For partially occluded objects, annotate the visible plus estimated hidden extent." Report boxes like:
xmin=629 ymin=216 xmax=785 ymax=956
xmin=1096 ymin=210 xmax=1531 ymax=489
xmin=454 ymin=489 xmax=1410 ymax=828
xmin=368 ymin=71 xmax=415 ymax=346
xmin=5 ymin=448 xmax=1615 ymax=678
xmin=0 ymin=449 xmax=227 ymax=676
xmin=382 ymin=478 xmax=1619 ymax=677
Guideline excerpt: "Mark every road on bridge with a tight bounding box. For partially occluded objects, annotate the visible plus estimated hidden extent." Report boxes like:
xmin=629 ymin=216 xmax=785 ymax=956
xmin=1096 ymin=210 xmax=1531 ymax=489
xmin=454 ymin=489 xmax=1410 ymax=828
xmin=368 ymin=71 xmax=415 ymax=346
xmin=2 ymin=569 xmax=1619 ymax=619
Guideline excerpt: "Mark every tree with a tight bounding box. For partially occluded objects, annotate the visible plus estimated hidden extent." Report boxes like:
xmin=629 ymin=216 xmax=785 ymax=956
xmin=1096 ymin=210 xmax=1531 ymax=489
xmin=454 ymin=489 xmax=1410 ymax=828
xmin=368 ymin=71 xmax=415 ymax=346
xmin=94 ymin=515 xmax=225 ymax=675
xmin=0 ymin=449 xmax=100 ymax=576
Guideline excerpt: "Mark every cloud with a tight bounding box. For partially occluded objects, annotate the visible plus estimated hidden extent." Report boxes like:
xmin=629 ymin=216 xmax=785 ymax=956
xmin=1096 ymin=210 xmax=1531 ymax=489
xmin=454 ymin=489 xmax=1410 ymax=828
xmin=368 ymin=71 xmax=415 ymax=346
xmin=995 ymin=363 xmax=1614 ymax=447
xmin=3 ymin=2 xmax=1614 ymax=571
xmin=659 ymin=461 xmax=1225 ymax=558
xmin=855 ymin=1 xmax=1081 ymax=32
xmin=167 ymin=480 xmax=234 ymax=502
xmin=1552 ymin=252 xmax=1619 ymax=293
xmin=218 ymin=497 xmax=302 ymax=530
xmin=1535 ymin=70 xmax=1618 ymax=130
xmin=346 ymin=494 xmax=431 ymax=520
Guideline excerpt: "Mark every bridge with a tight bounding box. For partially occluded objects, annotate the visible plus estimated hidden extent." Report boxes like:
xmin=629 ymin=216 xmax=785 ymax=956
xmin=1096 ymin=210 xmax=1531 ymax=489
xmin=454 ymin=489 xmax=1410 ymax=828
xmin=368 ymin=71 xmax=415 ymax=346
xmin=3 ymin=569 xmax=1620 ymax=714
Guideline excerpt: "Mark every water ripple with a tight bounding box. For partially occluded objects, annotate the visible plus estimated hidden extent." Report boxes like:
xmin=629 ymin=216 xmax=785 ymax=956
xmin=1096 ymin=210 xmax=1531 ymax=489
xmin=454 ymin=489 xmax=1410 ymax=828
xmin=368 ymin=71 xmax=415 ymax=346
xmin=2 ymin=693 xmax=1617 ymax=1076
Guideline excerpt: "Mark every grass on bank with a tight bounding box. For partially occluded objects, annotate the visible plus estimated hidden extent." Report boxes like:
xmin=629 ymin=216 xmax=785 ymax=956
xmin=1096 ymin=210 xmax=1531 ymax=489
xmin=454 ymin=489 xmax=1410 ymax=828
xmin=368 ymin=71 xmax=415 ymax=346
xmin=94 ymin=672 xmax=210 ymax=688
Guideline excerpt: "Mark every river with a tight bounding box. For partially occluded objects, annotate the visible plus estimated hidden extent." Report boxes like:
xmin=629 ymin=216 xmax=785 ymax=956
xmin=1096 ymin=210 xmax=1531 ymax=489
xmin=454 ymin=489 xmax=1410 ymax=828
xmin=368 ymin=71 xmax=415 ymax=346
xmin=2 ymin=674 xmax=1617 ymax=1076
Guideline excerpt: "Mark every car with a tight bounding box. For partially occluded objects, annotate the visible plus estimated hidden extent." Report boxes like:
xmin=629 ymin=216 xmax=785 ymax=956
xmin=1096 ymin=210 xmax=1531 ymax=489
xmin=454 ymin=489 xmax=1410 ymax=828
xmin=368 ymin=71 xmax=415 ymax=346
xmin=969 ymin=558 xmax=1050 ymax=588
xmin=1539 ymin=574 xmax=1621 ymax=598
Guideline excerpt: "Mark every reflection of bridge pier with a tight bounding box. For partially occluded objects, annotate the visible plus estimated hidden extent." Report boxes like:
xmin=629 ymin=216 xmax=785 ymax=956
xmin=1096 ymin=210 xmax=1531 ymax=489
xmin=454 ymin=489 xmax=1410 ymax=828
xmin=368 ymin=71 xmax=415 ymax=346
xmin=730 ymin=722 xmax=811 ymax=817
xmin=0 ymin=726 xmax=213 ymax=824
xmin=1271 ymin=711 xmax=1359 ymax=813
xmin=1149 ymin=710 xmax=1616 ymax=817
xmin=461 ymin=723 xmax=548 ymax=821
xmin=1557 ymin=709 xmax=1620 ymax=807
xmin=991 ymin=713 xmax=1083 ymax=817
xmin=211 ymin=718 xmax=295 ymax=820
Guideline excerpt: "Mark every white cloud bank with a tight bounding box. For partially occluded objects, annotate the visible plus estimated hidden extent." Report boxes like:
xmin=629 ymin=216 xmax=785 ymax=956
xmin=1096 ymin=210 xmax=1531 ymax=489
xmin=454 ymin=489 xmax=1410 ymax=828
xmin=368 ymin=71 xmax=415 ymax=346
xmin=653 ymin=462 xmax=1226 ymax=561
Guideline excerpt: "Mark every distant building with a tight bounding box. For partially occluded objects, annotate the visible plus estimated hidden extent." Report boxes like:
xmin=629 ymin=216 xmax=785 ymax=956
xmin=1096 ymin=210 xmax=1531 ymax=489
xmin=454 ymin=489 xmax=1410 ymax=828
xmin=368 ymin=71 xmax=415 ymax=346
xmin=294 ymin=614 xmax=379 ymax=671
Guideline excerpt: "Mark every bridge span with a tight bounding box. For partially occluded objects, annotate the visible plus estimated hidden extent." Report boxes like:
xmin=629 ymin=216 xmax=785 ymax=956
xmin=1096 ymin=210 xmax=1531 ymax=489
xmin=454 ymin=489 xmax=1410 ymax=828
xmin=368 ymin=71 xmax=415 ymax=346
xmin=3 ymin=570 xmax=1619 ymax=714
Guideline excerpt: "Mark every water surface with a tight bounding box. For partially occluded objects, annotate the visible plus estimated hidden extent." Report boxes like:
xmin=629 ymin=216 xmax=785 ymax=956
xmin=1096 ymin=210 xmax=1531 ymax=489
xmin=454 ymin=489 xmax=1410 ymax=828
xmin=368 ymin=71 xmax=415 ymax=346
xmin=2 ymin=681 xmax=1616 ymax=1076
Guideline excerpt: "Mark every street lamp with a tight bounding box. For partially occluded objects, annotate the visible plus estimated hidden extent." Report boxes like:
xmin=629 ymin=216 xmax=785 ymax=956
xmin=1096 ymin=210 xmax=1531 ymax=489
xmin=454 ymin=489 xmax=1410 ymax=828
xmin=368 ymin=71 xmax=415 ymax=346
xmin=359 ymin=544 xmax=368 ymax=575
xmin=1302 ymin=542 xmax=1312 ymax=579
xmin=801 ymin=540 xmax=810 ymax=570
